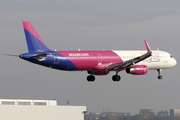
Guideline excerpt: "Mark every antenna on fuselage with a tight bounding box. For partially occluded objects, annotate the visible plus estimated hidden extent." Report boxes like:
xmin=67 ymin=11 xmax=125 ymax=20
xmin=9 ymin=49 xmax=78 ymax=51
xmin=78 ymin=48 xmax=80 ymax=51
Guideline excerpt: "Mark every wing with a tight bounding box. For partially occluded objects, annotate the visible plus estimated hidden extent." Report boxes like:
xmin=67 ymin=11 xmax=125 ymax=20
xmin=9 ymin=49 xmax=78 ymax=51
xmin=94 ymin=40 xmax=152 ymax=72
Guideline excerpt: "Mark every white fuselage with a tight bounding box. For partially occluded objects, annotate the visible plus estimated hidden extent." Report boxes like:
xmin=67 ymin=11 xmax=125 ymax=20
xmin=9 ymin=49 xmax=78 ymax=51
xmin=113 ymin=50 xmax=177 ymax=70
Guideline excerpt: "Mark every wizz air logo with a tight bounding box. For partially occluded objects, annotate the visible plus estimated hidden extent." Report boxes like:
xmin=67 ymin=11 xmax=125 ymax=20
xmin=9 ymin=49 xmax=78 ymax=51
xmin=69 ymin=53 xmax=89 ymax=56
xmin=142 ymin=52 xmax=160 ymax=63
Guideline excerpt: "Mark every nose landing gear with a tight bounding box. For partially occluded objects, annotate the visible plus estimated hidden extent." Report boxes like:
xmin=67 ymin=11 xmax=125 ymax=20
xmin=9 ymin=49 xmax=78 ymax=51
xmin=157 ymin=69 xmax=163 ymax=79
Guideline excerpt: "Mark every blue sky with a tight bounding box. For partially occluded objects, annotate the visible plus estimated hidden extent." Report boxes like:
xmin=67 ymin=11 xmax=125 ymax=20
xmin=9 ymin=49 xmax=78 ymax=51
xmin=1 ymin=0 xmax=180 ymax=114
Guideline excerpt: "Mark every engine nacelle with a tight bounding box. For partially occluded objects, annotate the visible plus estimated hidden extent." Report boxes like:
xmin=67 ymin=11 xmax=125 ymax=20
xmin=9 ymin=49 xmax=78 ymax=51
xmin=87 ymin=71 xmax=109 ymax=75
xmin=126 ymin=65 xmax=148 ymax=75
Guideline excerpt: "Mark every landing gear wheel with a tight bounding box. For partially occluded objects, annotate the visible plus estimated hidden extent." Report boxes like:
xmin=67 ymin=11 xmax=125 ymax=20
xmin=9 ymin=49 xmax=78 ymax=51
xmin=87 ymin=75 xmax=95 ymax=82
xmin=157 ymin=69 xmax=163 ymax=80
xmin=112 ymin=75 xmax=121 ymax=82
xmin=158 ymin=75 xmax=163 ymax=79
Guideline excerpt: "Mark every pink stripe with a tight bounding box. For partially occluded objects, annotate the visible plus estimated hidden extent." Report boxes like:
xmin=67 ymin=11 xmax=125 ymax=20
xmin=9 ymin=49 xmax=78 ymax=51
xmin=57 ymin=51 xmax=123 ymax=70
xmin=22 ymin=21 xmax=45 ymax=45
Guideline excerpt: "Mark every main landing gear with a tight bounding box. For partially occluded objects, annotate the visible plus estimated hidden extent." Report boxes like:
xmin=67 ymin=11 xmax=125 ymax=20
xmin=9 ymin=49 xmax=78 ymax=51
xmin=157 ymin=69 xmax=163 ymax=79
xmin=87 ymin=74 xmax=121 ymax=82
xmin=87 ymin=75 xmax=95 ymax=82
xmin=87 ymin=71 xmax=95 ymax=82
xmin=112 ymin=70 xmax=121 ymax=82
xmin=112 ymin=75 xmax=121 ymax=82
xmin=86 ymin=71 xmax=121 ymax=82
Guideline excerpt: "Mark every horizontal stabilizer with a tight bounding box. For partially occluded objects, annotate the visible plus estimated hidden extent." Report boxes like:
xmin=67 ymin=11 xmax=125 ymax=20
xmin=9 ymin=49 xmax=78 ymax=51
xmin=4 ymin=54 xmax=19 ymax=57
xmin=19 ymin=52 xmax=49 ymax=61
xmin=31 ymin=53 xmax=49 ymax=61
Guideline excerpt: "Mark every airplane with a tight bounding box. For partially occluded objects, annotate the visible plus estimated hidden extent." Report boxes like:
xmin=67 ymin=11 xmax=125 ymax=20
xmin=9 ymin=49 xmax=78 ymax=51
xmin=6 ymin=21 xmax=177 ymax=82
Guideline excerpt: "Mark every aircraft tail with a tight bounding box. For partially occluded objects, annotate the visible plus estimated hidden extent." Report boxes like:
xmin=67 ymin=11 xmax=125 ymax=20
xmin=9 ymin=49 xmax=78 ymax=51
xmin=22 ymin=21 xmax=50 ymax=53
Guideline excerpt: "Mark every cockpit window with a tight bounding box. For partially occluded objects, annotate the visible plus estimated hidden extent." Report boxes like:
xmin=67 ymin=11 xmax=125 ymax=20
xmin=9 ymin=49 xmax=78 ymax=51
xmin=170 ymin=55 xmax=173 ymax=58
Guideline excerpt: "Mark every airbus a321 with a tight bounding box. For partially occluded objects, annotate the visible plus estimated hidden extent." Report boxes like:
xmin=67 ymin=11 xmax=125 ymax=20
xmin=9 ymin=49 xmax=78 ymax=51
xmin=6 ymin=21 xmax=177 ymax=82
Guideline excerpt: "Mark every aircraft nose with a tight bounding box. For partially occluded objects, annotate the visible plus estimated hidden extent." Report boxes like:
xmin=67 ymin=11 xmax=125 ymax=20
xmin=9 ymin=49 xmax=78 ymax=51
xmin=174 ymin=59 xmax=177 ymax=65
xmin=172 ymin=58 xmax=177 ymax=67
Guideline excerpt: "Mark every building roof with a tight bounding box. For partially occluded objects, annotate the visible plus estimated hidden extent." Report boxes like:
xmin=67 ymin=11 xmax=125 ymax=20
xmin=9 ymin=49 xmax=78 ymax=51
xmin=0 ymin=99 xmax=57 ymax=106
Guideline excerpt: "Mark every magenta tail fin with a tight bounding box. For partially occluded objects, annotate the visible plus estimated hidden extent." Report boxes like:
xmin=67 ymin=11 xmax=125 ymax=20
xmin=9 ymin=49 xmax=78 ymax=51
xmin=23 ymin=21 xmax=50 ymax=53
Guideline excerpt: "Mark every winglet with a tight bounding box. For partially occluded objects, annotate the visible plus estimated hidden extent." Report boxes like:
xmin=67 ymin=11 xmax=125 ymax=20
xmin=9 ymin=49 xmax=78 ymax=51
xmin=144 ymin=40 xmax=151 ymax=52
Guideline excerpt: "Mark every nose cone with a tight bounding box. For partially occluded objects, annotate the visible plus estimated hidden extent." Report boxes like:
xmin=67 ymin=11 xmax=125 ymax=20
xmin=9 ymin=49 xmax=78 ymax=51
xmin=173 ymin=58 xmax=177 ymax=67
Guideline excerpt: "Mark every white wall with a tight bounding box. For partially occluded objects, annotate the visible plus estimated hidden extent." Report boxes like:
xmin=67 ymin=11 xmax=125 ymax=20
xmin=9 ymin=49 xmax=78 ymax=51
xmin=0 ymin=105 xmax=86 ymax=120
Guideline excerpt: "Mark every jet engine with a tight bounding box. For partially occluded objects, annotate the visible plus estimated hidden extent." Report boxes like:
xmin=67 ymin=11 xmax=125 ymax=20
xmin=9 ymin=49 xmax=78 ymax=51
xmin=126 ymin=65 xmax=148 ymax=75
